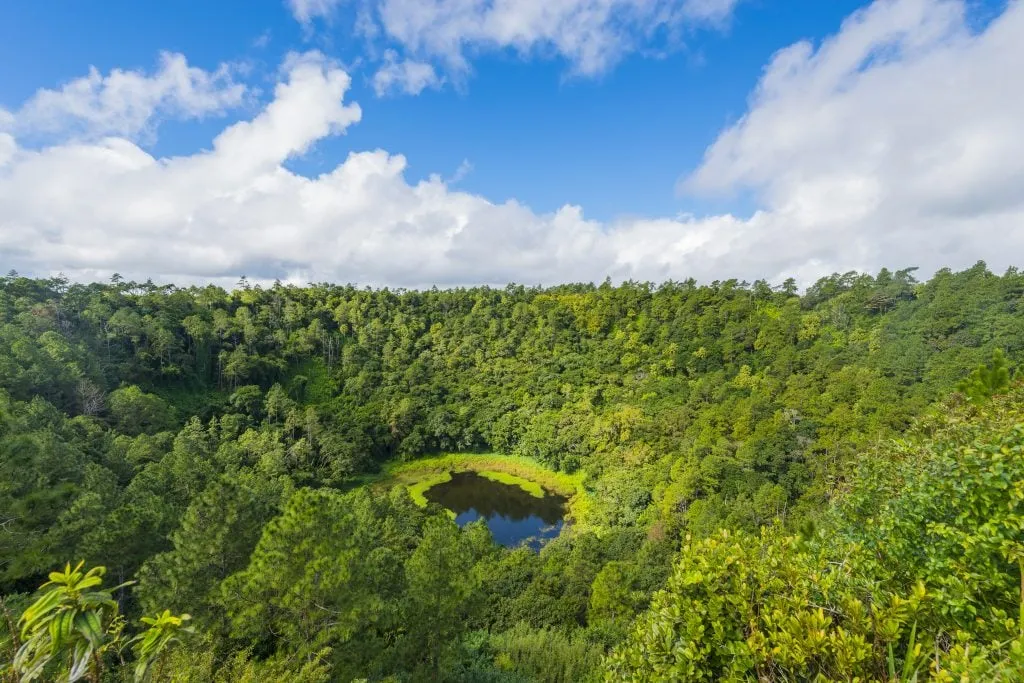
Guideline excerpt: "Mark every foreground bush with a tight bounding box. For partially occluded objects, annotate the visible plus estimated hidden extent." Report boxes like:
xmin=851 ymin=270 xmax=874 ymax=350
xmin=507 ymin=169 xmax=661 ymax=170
xmin=607 ymin=383 xmax=1024 ymax=681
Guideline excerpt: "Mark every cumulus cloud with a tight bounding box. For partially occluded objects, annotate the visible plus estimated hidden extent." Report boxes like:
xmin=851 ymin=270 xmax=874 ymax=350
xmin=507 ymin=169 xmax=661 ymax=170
xmin=0 ymin=52 xmax=246 ymax=143
xmin=1 ymin=0 xmax=1023 ymax=289
xmin=372 ymin=50 xmax=443 ymax=96
xmin=681 ymin=0 xmax=1024 ymax=277
xmin=0 ymin=134 xmax=14 ymax=168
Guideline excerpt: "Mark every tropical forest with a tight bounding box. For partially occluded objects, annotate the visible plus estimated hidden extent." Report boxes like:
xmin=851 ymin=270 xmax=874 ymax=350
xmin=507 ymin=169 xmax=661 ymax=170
xmin=0 ymin=263 xmax=1021 ymax=681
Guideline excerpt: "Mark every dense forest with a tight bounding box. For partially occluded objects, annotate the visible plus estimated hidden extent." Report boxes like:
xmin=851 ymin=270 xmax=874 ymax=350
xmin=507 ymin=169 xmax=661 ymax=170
xmin=1 ymin=262 xmax=1023 ymax=681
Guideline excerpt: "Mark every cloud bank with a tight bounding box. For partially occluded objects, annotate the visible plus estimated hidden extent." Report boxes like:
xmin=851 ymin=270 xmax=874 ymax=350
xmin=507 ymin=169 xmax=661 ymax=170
xmin=1 ymin=0 xmax=1022 ymax=288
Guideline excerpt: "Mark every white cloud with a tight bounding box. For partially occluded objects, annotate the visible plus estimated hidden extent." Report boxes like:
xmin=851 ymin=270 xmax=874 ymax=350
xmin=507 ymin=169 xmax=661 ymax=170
xmin=2 ymin=0 xmax=1024 ymax=289
xmin=0 ymin=134 xmax=15 ymax=168
xmin=290 ymin=0 xmax=742 ymax=80
xmin=370 ymin=0 xmax=743 ymax=76
xmin=680 ymin=0 xmax=1024 ymax=277
xmin=253 ymin=30 xmax=273 ymax=49
xmin=446 ymin=159 xmax=473 ymax=184
xmin=4 ymin=52 xmax=246 ymax=143
xmin=287 ymin=0 xmax=346 ymax=24
xmin=372 ymin=50 xmax=443 ymax=96
xmin=681 ymin=0 xmax=743 ymax=22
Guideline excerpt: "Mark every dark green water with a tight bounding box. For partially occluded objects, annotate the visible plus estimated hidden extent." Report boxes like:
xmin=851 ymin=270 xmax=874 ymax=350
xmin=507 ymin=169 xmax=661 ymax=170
xmin=423 ymin=471 xmax=567 ymax=550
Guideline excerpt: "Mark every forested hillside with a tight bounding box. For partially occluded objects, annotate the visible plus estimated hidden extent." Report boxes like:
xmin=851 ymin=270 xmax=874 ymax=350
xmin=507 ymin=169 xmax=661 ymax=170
xmin=2 ymin=262 xmax=1023 ymax=681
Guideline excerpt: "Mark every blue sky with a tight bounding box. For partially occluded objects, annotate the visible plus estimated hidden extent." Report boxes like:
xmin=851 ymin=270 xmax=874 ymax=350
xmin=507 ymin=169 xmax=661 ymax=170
xmin=1 ymin=0 xmax=869 ymax=220
xmin=0 ymin=0 xmax=1020 ymax=287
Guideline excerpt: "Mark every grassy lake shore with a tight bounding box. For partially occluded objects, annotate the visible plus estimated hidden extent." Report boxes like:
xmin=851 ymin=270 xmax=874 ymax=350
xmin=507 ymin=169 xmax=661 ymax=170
xmin=373 ymin=453 xmax=592 ymax=527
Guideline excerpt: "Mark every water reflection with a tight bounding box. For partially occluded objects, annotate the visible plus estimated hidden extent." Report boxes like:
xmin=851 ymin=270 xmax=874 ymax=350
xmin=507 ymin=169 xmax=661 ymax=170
xmin=423 ymin=471 xmax=567 ymax=550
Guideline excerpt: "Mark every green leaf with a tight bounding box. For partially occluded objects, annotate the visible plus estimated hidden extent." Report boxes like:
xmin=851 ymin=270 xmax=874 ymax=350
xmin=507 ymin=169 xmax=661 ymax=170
xmin=73 ymin=610 xmax=104 ymax=648
xmin=68 ymin=639 xmax=93 ymax=682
